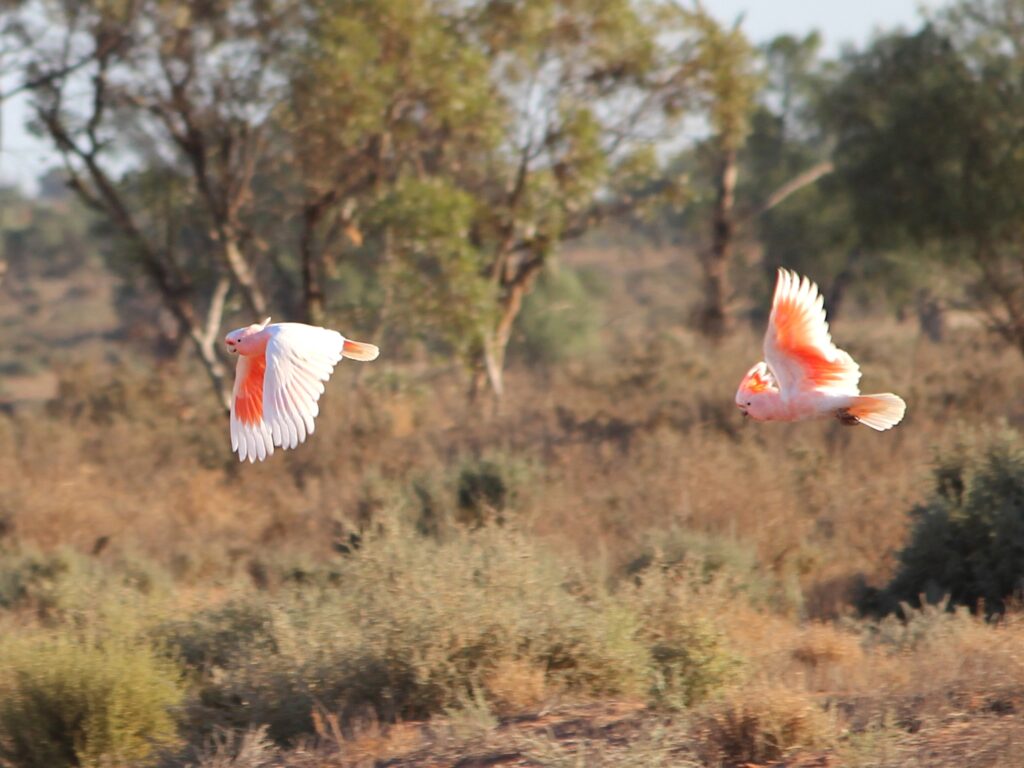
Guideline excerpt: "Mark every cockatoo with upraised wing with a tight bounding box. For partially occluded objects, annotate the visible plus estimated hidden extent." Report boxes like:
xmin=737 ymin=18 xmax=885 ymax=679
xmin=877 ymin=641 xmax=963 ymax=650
xmin=736 ymin=269 xmax=906 ymax=431
xmin=224 ymin=318 xmax=380 ymax=462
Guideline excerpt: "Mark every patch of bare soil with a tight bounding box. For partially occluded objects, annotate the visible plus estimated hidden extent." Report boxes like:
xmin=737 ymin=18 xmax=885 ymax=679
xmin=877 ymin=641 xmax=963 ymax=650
xmin=264 ymin=699 xmax=1024 ymax=768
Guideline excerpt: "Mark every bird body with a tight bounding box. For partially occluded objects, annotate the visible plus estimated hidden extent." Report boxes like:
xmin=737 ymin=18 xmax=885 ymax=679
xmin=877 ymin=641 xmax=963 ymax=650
xmin=224 ymin=318 xmax=379 ymax=462
xmin=736 ymin=269 xmax=906 ymax=431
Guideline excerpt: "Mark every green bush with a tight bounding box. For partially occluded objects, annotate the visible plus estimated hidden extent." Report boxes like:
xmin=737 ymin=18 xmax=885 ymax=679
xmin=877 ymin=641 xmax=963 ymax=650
xmin=513 ymin=265 xmax=605 ymax=365
xmin=0 ymin=634 xmax=184 ymax=768
xmin=165 ymin=524 xmax=734 ymax=742
xmin=0 ymin=548 xmax=171 ymax=622
xmin=624 ymin=528 xmax=802 ymax=616
xmin=878 ymin=429 xmax=1024 ymax=614
xmin=159 ymin=600 xmax=278 ymax=673
xmin=403 ymin=452 xmax=536 ymax=535
xmin=454 ymin=454 xmax=535 ymax=529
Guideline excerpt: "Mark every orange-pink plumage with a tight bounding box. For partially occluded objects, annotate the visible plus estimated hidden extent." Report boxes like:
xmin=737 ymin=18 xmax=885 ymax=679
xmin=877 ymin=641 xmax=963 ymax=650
xmin=736 ymin=269 xmax=906 ymax=431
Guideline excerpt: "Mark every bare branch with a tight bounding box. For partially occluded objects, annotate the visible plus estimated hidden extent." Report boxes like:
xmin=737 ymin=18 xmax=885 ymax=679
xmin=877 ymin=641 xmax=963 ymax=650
xmin=739 ymin=160 xmax=834 ymax=227
xmin=0 ymin=47 xmax=108 ymax=101
xmin=203 ymin=275 xmax=231 ymax=348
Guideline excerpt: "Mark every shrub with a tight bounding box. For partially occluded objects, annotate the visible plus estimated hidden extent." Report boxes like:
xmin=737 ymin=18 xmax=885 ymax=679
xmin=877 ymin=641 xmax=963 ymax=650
xmin=697 ymin=687 xmax=835 ymax=765
xmin=513 ymin=265 xmax=605 ymax=365
xmin=186 ymin=726 xmax=279 ymax=768
xmin=0 ymin=548 xmax=167 ymax=620
xmin=625 ymin=560 xmax=740 ymax=709
xmin=624 ymin=528 xmax=802 ymax=616
xmin=405 ymin=452 xmax=536 ymax=534
xmin=878 ymin=429 xmax=1024 ymax=614
xmin=454 ymin=454 xmax=535 ymax=529
xmin=160 ymin=601 xmax=278 ymax=673
xmin=0 ymin=549 xmax=81 ymax=616
xmin=166 ymin=524 xmax=734 ymax=743
xmin=0 ymin=633 xmax=185 ymax=768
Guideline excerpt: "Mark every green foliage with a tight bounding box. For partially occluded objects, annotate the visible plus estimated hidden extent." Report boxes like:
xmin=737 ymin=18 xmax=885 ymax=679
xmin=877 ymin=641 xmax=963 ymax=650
xmin=513 ymin=266 xmax=605 ymax=365
xmin=367 ymin=176 xmax=495 ymax=359
xmin=861 ymin=599 xmax=980 ymax=653
xmin=826 ymin=27 xmax=999 ymax=249
xmin=684 ymin=6 xmax=762 ymax=152
xmin=0 ymin=550 xmax=83 ymax=616
xmin=456 ymin=460 xmax=511 ymax=528
xmin=294 ymin=0 xmax=502 ymax=157
xmin=0 ymin=548 xmax=170 ymax=621
xmin=880 ymin=429 xmax=1024 ymax=614
xmin=0 ymin=633 xmax=184 ymax=768
xmin=627 ymin=562 xmax=740 ymax=708
xmin=160 ymin=601 xmax=278 ymax=673
xmin=823 ymin=13 xmax=1024 ymax=349
xmin=361 ymin=450 xmax=538 ymax=536
xmin=157 ymin=524 xmax=734 ymax=742
xmin=625 ymin=528 xmax=802 ymax=617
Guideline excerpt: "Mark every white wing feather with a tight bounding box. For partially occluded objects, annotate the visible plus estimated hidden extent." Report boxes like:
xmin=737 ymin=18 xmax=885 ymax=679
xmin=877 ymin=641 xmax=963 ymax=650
xmin=263 ymin=323 xmax=345 ymax=451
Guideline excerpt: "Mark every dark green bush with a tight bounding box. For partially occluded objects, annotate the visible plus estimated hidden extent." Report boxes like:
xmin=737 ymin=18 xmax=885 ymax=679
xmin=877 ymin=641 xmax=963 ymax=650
xmin=879 ymin=429 xmax=1024 ymax=614
xmin=408 ymin=453 xmax=535 ymax=534
xmin=160 ymin=600 xmax=278 ymax=672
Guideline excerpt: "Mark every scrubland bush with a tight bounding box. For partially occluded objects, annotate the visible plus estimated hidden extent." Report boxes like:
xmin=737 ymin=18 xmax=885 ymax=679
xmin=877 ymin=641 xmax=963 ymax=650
xmin=513 ymin=265 xmax=605 ymax=365
xmin=697 ymin=686 xmax=835 ymax=765
xmin=0 ymin=548 xmax=172 ymax=630
xmin=0 ymin=633 xmax=184 ymax=767
xmin=879 ymin=428 xmax=1024 ymax=613
xmin=185 ymin=726 xmax=279 ymax=768
xmin=624 ymin=527 xmax=803 ymax=616
xmin=408 ymin=452 xmax=538 ymax=533
xmin=160 ymin=524 xmax=734 ymax=743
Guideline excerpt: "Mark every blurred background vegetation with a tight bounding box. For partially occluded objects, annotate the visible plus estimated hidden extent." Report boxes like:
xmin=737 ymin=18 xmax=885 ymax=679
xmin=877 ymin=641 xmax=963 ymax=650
xmin=4 ymin=0 xmax=1024 ymax=766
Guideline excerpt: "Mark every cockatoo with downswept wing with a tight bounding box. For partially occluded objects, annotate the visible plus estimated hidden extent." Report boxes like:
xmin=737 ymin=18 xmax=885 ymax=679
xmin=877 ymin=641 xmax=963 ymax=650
xmin=224 ymin=319 xmax=380 ymax=462
xmin=736 ymin=269 xmax=906 ymax=431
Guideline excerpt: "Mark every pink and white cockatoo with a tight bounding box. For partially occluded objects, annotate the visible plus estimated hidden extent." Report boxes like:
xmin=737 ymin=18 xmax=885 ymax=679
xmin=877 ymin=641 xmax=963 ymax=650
xmin=735 ymin=269 xmax=906 ymax=431
xmin=224 ymin=319 xmax=379 ymax=462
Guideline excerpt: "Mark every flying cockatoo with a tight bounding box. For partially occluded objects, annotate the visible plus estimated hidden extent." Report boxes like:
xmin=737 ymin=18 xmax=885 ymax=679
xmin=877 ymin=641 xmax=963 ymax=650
xmin=735 ymin=269 xmax=906 ymax=431
xmin=224 ymin=318 xmax=380 ymax=462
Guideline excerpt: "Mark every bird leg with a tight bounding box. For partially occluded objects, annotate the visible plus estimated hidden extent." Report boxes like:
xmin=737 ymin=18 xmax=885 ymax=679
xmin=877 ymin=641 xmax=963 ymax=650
xmin=835 ymin=408 xmax=860 ymax=426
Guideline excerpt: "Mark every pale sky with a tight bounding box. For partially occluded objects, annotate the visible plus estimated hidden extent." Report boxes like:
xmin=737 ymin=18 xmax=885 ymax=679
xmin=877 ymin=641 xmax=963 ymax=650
xmin=705 ymin=0 xmax=946 ymax=53
xmin=0 ymin=1 xmax=948 ymax=192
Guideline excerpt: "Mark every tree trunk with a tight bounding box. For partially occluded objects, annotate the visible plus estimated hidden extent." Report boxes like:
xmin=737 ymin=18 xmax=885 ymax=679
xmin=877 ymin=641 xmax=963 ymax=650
xmin=57 ymin=128 xmax=233 ymax=409
xmin=475 ymin=257 xmax=543 ymax=403
xmin=221 ymin=231 xmax=268 ymax=319
xmin=300 ymin=204 xmax=326 ymax=327
xmin=698 ymin=147 xmax=737 ymax=337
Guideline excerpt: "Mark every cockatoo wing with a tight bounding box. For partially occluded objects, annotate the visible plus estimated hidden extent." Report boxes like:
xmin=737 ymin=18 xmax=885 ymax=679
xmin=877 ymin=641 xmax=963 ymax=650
xmin=230 ymin=354 xmax=275 ymax=463
xmin=763 ymin=269 xmax=861 ymax=396
xmin=261 ymin=323 xmax=345 ymax=452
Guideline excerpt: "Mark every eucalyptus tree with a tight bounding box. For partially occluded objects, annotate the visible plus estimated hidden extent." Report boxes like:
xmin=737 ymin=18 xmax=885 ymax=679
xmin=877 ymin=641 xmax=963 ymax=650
xmin=289 ymin=0 xmax=698 ymax=400
xmin=5 ymin=0 xmax=299 ymax=404
xmin=826 ymin=2 xmax=1024 ymax=354
xmin=6 ymin=0 xmax=714 ymax=406
xmin=684 ymin=3 xmax=761 ymax=337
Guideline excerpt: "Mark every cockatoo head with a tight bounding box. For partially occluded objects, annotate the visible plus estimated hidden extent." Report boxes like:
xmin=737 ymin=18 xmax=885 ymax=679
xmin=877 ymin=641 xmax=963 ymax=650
xmin=735 ymin=361 xmax=778 ymax=421
xmin=225 ymin=317 xmax=271 ymax=355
